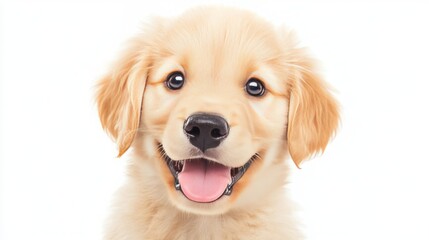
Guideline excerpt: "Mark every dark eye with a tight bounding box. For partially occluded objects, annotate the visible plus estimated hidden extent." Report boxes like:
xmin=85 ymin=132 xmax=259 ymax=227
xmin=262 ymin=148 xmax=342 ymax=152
xmin=165 ymin=72 xmax=185 ymax=90
xmin=245 ymin=78 xmax=265 ymax=97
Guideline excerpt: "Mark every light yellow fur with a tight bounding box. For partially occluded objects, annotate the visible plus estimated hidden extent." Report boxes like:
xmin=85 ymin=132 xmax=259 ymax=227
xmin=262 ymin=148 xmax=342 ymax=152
xmin=97 ymin=6 xmax=339 ymax=239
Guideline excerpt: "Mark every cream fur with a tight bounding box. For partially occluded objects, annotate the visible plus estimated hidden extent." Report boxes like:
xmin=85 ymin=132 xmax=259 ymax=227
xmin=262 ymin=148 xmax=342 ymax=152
xmin=97 ymin=6 xmax=339 ymax=240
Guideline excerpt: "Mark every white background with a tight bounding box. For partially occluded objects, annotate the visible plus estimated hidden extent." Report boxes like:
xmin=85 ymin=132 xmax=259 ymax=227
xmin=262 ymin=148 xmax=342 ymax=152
xmin=1 ymin=0 xmax=429 ymax=239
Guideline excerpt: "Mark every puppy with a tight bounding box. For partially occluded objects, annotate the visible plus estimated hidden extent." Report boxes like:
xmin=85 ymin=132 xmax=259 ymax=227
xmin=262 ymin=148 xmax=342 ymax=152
xmin=97 ymin=6 xmax=339 ymax=240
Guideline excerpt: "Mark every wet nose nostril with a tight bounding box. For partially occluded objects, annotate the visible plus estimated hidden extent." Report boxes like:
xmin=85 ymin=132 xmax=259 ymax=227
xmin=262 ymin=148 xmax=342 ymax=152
xmin=210 ymin=128 xmax=224 ymax=139
xmin=186 ymin=126 xmax=200 ymax=137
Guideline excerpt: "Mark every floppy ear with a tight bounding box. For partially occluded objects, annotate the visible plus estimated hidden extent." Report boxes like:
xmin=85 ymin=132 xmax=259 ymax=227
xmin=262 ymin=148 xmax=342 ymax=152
xmin=96 ymin=39 xmax=148 ymax=156
xmin=287 ymin=58 xmax=340 ymax=167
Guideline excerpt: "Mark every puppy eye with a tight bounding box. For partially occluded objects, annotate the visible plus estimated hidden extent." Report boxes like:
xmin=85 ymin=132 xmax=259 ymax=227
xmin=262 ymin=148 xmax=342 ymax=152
xmin=245 ymin=78 xmax=265 ymax=97
xmin=165 ymin=72 xmax=185 ymax=90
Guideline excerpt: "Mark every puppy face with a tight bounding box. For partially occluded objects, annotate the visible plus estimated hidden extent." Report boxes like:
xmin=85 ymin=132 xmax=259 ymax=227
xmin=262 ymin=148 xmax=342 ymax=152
xmin=97 ymin=7 xmax=339 ymax=215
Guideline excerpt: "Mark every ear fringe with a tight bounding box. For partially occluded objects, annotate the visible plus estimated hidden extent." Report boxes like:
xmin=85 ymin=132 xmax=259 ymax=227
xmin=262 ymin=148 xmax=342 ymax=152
xmin=96 ymin=38 xmax=149 ymax=157
xmin=287 ymin=57 xmax=340 ymax=167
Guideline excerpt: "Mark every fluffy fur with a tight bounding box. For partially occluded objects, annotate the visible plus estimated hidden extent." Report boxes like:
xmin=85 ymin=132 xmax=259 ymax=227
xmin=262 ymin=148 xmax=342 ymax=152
xmin=97 ymin=6 xmax=339 ymax=240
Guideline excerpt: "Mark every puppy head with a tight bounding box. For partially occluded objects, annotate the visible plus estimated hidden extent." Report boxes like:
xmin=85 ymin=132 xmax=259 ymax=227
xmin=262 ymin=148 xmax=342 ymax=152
xmin=97 ymin=7 xmax=339 ymax=215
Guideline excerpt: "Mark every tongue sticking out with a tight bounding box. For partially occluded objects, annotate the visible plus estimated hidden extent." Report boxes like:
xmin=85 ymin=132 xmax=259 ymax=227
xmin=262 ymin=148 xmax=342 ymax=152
xmin=178 ymin=159 xmax=231 ymax=203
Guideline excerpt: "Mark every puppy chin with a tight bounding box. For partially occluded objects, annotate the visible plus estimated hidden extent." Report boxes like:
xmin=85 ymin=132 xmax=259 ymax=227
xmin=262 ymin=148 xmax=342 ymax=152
xmin=168 ymin=189 xmax=233 ymax=215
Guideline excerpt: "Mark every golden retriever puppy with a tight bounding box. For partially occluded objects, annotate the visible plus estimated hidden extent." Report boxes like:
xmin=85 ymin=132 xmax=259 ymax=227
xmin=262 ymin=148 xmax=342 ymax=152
xmin=97 ymin=6 xmax=339 ymax=240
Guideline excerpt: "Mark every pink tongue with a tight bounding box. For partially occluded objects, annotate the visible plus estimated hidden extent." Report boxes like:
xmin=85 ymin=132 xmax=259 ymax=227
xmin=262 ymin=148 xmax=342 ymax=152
xmin=178 ymin=159 xmax=231 ymax=203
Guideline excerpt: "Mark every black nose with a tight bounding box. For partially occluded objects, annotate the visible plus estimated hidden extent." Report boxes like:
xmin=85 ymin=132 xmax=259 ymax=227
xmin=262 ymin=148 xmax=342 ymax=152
xmin=183 ymin=113 xmax=229 ymax=152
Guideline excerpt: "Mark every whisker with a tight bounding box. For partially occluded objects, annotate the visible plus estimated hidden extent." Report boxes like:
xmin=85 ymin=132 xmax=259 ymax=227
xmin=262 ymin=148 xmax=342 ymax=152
xmin=157 ymin=144 xmax=169 ymax=161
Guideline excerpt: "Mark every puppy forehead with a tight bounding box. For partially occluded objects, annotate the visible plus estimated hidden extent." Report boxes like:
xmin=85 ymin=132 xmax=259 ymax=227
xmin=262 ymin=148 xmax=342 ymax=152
xmin=161 ymin=11 xmax=281 ymax=62
xmin=150 ymin=16 xmax=286 ymax=85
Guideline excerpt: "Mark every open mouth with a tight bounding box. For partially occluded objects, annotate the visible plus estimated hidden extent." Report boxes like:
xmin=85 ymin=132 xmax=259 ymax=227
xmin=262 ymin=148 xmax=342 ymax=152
xmin=159 ymin=144 xmax=255 ymax=203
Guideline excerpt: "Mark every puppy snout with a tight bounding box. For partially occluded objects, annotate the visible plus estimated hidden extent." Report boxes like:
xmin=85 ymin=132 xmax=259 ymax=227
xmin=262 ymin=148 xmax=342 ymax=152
xmin=183 ymin=113 xmax=229 ymax=152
